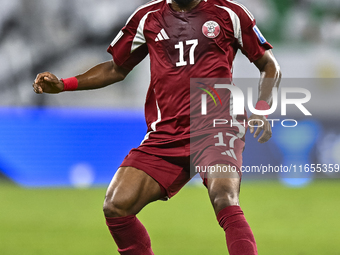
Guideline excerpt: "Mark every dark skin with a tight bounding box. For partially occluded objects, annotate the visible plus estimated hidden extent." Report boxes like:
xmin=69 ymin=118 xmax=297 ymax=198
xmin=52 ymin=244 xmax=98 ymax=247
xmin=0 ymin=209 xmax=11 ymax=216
xmin=33 ymin=1 xmax=281 ymax=217
xmin=170 ymin=0 xmax=202 ymax=12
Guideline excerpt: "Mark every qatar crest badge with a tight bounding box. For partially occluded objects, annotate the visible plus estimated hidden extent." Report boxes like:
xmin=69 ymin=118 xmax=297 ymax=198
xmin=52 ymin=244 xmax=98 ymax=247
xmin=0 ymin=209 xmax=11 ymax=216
xmin=202 ymin=21 xmax=220 ymax=39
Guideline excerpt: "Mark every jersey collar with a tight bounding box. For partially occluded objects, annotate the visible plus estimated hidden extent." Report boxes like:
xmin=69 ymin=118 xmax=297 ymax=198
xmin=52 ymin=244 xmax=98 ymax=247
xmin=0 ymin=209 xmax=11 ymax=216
xmin=166 ymin=0 xmax=207 ymax=4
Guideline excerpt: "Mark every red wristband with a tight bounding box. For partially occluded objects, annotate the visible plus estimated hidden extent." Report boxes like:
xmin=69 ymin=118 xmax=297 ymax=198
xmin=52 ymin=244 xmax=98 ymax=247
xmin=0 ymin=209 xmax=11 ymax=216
xmin=61 ymin=77 xmax=78 ymax=91
xmin=255 ymin=100 xmax=270 ymax=118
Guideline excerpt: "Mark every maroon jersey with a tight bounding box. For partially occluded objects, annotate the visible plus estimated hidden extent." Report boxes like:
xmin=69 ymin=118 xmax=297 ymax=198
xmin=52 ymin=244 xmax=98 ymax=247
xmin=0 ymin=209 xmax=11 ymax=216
xmin=107 ymin=0 xmax=272 ymax=157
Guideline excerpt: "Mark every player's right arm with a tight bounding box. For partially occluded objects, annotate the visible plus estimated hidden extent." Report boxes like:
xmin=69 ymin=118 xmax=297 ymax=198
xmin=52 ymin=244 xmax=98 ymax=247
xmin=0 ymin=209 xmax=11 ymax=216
xmin=33 ymin=0 xmax=159 ymax=94
xmin=33 ymin=60 xmax=130 ymax=94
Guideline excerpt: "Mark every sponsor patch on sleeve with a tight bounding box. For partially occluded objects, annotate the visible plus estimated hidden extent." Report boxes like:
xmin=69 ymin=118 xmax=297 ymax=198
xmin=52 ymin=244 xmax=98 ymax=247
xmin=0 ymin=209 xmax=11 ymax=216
xmin=253 ymin=25 xmax=267 ymax=44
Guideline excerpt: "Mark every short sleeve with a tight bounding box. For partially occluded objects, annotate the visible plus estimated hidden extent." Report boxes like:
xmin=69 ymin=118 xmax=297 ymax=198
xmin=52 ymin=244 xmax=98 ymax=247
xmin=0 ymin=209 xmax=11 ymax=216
xmin=107 ymin=12 xmax=149 ymax=71
xmin=238 ymin=11 xmax=272 ymax=62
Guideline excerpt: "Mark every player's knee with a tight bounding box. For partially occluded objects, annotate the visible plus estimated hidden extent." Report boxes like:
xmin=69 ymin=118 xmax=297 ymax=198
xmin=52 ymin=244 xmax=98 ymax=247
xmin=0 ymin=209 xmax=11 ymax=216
xmin=211 ymin=193 xmax=239 ymax=212
xmin=103 ymin=194 xmax=135 ymax=218
xmin=209 ymin=185 xmax=240 ymax=213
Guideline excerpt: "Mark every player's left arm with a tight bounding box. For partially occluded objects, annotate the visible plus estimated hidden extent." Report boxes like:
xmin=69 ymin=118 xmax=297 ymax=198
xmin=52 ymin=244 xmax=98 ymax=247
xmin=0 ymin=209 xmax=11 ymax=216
xmin=249 ymin=49 xmax=282 ymax=143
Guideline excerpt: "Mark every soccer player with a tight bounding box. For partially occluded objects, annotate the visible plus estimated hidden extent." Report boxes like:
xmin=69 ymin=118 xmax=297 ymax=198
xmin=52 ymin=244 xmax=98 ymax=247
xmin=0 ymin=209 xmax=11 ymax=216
xmin=33 ymin=0 xmax=281 ymax=254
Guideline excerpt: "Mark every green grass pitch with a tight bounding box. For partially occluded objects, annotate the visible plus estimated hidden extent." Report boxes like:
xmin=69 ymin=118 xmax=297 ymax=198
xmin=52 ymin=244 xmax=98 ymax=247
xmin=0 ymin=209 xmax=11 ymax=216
xmin=0 ymin=180 xmax=339 ymax=255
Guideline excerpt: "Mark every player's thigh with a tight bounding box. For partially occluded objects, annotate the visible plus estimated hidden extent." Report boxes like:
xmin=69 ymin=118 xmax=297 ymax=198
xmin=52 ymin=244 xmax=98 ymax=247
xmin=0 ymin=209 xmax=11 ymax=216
xmin=104 ymin=166 xmax=163 ymax=217
xmin=206 ymin=164 xmax=241 ymax=214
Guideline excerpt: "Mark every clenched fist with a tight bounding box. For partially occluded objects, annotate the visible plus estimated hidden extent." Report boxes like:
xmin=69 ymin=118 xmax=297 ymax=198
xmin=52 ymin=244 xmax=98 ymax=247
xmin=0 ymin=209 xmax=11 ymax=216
xmin=33 ymin=72 xmax=64 ymax=94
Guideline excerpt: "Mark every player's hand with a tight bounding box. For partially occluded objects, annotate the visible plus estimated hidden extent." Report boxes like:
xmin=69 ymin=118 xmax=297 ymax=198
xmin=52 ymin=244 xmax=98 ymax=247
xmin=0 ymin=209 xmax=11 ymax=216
xmin=248 ymin=114 xmax=272 ymax=143
xmin=33 ymin=72 xmax=64 ymax=94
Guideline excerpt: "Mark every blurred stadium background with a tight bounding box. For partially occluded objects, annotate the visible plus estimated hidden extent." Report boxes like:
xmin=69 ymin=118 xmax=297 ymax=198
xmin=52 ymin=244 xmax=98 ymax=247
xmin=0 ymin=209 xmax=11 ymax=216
xmin=0 ymin=0 xmax=340 ymax=254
